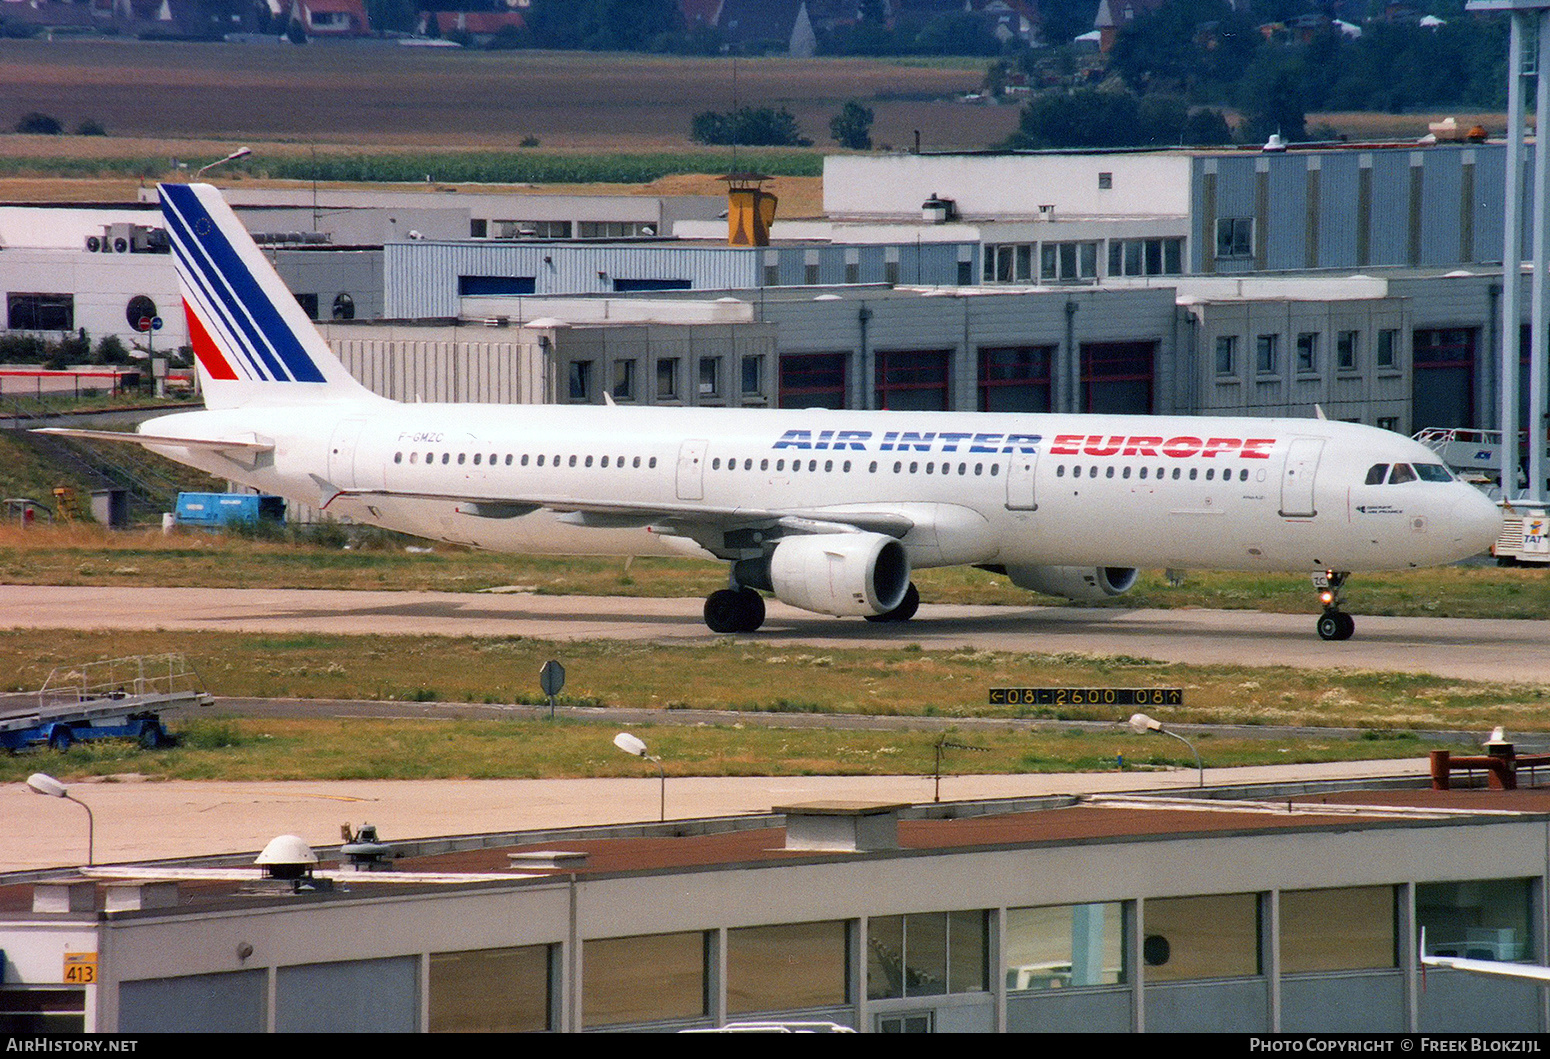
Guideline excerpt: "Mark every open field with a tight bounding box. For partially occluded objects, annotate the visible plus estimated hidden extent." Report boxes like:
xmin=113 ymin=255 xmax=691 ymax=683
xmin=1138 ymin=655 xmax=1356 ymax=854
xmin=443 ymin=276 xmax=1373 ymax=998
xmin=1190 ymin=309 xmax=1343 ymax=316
xmin=0 ymin=41 xmax=1015 ymax=153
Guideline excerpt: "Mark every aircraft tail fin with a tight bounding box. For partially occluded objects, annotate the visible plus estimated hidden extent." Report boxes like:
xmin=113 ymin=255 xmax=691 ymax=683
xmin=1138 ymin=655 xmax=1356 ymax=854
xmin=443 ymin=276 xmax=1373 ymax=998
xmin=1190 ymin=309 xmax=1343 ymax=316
xmin=158 ymin=182 xmax=381 ymax=410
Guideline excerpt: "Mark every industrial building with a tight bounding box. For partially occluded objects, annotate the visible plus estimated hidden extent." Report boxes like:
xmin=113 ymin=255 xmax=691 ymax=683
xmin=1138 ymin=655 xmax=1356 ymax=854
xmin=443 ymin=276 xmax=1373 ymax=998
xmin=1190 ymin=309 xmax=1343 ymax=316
xmin=2 ymin=780 xmax=1547 ymax=1033
xmin=1 ymin=141 xmax=1543 ymax=436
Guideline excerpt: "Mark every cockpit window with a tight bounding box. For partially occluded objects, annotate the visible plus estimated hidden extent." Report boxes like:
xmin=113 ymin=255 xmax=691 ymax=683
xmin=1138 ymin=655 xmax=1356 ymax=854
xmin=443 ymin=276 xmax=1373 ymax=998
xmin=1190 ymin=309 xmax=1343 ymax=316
xmin=1414 ymin=463 xmax=1454 ymax=482
xmin=1388 ymin=463 xmax=1417 ymax=485
xmin=1365 ymin=464 xmax=1389 ymax=486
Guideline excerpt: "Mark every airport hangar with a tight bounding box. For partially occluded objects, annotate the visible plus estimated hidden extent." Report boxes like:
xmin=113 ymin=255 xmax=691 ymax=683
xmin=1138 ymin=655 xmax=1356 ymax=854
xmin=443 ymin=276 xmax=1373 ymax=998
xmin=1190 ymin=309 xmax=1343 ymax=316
xmin=2 ymin=783 xmax=1548 ymax=1033
xmin=0 ymin=141 xmax=1541 ymax=437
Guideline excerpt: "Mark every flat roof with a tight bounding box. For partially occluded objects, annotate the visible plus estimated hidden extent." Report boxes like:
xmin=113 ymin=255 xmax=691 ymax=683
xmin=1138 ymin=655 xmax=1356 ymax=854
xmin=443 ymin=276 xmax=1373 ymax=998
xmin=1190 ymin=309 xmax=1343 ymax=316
xmin=5 ymin=784 xmax=1547 ymax=917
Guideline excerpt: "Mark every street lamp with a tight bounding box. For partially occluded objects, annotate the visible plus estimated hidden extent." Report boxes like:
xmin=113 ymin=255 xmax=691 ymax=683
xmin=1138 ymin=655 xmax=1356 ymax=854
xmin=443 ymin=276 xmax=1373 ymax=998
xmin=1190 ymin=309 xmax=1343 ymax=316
xmin=613 ymin=732 xmax=665 ymax=822
xmin=195 ymin=146 xmax=252 ymax=180
xmin=27 ymin=772 xmax=94 ymax=866
xmin=1128 ymin=713 xmax=1204 ymax=787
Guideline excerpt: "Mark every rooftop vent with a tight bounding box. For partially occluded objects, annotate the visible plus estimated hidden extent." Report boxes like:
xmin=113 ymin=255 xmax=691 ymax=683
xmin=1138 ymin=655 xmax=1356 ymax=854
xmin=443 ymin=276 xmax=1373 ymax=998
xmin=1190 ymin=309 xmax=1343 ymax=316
xmin=253 ymin=834 xmax=331 ymax=892
xmin=507 ymin=849 xmax=591 ymax=872
xmin=921 ymin=194 xmax=956 ymax=224
xmin=339 ymin=823 xmax=395 ymax=871
xmin=778 ymin=801 xmax=906 ymax=853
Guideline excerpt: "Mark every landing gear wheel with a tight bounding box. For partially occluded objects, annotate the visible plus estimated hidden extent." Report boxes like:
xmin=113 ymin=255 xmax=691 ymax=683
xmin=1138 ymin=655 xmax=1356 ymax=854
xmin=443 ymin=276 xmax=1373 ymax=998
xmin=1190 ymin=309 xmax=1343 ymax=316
xmin=139 ymin=721 xmax=165 ymax=749
xmin=1316 ymin=613 xmax=1341 ymax=641
xmin=48 ymin=727 xmax=73 ymax=752
xmin=704 ymin=588 xmax=765 ymax=633
xmin=704 ymin=589 xmax=742 ymax=633
xmin=865 ymin=582 xmax=920 ymax=623
xmin=1312 ymin=570 xmax=1355 ymax=642
xmin=733 ymin=587 xmax=765 ymax=632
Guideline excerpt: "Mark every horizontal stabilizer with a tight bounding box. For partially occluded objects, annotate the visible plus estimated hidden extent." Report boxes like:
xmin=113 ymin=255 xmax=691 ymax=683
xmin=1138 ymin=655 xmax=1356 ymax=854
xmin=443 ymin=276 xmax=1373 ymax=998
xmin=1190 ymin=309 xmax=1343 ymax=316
xmin=34 ymin=427 xmax=274 ymax=453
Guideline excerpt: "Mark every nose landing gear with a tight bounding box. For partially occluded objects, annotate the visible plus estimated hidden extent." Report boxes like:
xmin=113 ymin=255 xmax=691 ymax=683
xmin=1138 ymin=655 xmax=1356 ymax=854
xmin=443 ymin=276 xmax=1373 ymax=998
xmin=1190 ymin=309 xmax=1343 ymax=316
xmin=1313 ymin=570 xmax=1355 ymax=641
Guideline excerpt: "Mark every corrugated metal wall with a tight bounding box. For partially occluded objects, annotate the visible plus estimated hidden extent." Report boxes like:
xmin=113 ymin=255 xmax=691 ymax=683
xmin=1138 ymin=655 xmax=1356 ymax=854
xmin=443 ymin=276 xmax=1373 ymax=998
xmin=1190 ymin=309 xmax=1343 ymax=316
xmin=1192 ymin=145 xmax=1517 ymax=275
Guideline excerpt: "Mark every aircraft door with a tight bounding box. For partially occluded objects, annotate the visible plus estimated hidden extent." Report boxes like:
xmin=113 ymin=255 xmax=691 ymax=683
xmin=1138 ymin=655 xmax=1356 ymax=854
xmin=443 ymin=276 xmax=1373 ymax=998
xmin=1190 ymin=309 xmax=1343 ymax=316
xmin=327 ymin=418 xmax=368 ymax=491
xmin=676 ymin=439 xmax=708 ymax=501
xmin=1279 ymin=437 xmax=1325 ymax=518
xmin=1005 ymin=448 xmax=1039 ymax=510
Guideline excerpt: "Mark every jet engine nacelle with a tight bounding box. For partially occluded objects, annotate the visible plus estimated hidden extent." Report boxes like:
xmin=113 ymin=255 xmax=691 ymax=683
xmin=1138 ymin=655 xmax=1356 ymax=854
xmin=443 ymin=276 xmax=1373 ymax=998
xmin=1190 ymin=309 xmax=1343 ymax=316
xmin=766 ymin=532 xmax=911 ymax=617
xmin=1004 ymin=564 xmax=1139 ymax=601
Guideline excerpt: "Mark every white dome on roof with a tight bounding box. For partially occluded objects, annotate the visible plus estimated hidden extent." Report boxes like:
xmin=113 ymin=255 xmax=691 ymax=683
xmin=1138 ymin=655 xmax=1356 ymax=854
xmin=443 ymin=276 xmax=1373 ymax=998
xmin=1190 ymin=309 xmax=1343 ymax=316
xmin=255 ymin=834 xmax=317 ymax=867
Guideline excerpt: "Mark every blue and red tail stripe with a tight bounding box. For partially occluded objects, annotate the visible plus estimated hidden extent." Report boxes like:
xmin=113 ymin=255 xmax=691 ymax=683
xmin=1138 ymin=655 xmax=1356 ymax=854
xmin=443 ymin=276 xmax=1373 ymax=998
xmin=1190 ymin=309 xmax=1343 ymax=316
xmin=159 ymin=183 xmax=327 ymax=385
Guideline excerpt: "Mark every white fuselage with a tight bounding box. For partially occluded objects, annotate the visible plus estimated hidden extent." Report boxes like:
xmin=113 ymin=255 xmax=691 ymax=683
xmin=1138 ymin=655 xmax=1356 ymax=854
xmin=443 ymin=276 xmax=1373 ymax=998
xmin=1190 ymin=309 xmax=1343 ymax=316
xmin=140 ymin=401 xmax=1503 ymax=575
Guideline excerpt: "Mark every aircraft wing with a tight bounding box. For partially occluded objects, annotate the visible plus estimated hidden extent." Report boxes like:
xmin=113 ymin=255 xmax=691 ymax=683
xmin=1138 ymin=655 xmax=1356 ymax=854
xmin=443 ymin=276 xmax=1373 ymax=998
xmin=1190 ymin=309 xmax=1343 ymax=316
xmin=34 ymin=427 xmax=274 ymax=454
xmin=1421 ymin=953 xmax=1550 ymax=983
xmin=335 ymin=488 xmax=916 ymax=539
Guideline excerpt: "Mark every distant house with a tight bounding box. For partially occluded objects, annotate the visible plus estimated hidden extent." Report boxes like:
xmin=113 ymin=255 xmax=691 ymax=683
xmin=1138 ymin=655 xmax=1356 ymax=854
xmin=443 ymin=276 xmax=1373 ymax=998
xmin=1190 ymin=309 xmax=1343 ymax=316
xmin=420 ymin=9 xmax=526 ymax=42
xmin=289 ymin=0 xmax=370 ymax=36
xmin=705 ymin=0 xmax=816 ymax=56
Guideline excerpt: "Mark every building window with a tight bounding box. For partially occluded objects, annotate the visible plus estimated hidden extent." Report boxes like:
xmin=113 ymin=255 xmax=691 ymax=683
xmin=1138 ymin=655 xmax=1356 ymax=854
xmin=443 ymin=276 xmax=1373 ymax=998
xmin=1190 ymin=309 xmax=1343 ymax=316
xmin=875 ymin=348 xmax=950 ymax=411
xmin=764 ymin=250 xmax=782 ymax=286
xmin=1280 ymin=887 xmax=1396 ymax=974
xmin=294 ymin=292 xmax=319 ymax=320
xmin=492 ymin=220 xmax=571 ymax=239
xmin=980 ymin=345 xmax=1052 ymax=412
xmin=612 ymin=359 xmax=635 ymax=400
xmin=1296 ymin=332 xmax=1319 ymax=374
xmin=884 ymin=258 xmax=900 ymax=285
xmin=1256 ymin=334 xmax=1279 ymax=375
xmin=458 ymin=276 xmax=536 ymax=296
xmin=583 ymin=932 xmax=707 ymax=1028
xmin=577 ymin=220 xmax=656 ymax=239
xmin=1337 ymin=330 xmax=1359 ymax=371
xmin=568 ymin=360 xmax=593 ymax=402
xmin=429 ymin=945 xmax=552 ymax=1032
xmin=1006 ymin=902 xmax=1127 ymax=991
xmin=727 ymin=921 xmax=849 ymax=1015
xmin=656 ymin=357 xmax=679 ymax=399
xmin=1377 ymin=416 xmax=1399 ymax=432
xmin=984 ymin=243 xmax=1034 ymax=283
xmin=868 ymin=911 xmax=987 ymax=1000
xmin=331 ymin=293 xmax=355 ymax=321
xmin=1215 ymin=336 xmax=1238 ymax=376
xmin=1041 ymin=241 xmax=1098 ymax=283
xmin=780 ymin=352 xmax=847 ymax=409
xmin=1108 ymin=238 xmax=1184 ymax=277
xmin=1418 ymin=879 xmax=1533 ymax=964
xmin=1377 ymin=328 xmax=1399 ymax=369
xmin=1098 ymin=171 xmax=1113 ymax=189
xmin=1082 ymin=341 xmax=1154 ymax=414
xmin=741 ymin=354 xmax=764 ymax=397
xmin=1216 ymin=217 xmax=1254 ymax=259
xmin=125 ymin=294 xmax=157 ymax=331
xmin=1143 ymin=893 xmax=1261 ymax=982
xmin=698 ymin=357 xmax=721 ymax=397
xmin=469 ymin=219 xmax=488 ymax=238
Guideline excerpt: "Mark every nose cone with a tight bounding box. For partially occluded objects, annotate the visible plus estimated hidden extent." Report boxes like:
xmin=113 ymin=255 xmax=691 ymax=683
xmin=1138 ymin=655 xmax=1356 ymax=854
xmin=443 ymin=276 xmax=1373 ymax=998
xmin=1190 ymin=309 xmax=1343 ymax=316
xmin=1449 ymin=488 xmax=1503 ymax=558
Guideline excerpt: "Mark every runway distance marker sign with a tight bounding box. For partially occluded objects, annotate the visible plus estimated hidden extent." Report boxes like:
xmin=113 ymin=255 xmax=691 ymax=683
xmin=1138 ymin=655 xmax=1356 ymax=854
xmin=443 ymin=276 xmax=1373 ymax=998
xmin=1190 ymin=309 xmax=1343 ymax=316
xmin=989 ymin=688 xmax=1184 ymax=707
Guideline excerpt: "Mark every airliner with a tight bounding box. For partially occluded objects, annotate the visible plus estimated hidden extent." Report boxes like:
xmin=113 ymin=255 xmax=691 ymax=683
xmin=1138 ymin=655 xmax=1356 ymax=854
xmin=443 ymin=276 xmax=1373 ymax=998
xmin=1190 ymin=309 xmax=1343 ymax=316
xmin=43 ymin=183 xmax=1503 ymax=640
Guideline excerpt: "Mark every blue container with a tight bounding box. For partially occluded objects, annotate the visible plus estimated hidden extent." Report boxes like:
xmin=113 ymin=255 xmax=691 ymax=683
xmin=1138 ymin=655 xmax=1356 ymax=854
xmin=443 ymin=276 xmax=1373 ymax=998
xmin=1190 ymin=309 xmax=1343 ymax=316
xmin=174 ymin=492 xmax=286 ymax=528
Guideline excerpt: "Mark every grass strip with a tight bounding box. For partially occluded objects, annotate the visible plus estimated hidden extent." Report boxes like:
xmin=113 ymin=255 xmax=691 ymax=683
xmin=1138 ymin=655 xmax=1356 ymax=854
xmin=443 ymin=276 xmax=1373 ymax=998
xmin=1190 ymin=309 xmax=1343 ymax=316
xmin=0 ymin=715 xmax=1430 ymax=785
xmin=0 ymin=628 xmax=1543 ymax=735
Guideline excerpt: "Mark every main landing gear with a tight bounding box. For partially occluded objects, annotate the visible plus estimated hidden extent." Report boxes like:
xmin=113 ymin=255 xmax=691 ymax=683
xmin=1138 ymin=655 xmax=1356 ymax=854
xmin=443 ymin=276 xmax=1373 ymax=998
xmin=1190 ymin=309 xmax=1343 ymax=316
xmin=1313 ymin=570 xmax=1355 ymax=641
xmin=704 ymin=586 xmax=765 ymax=633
